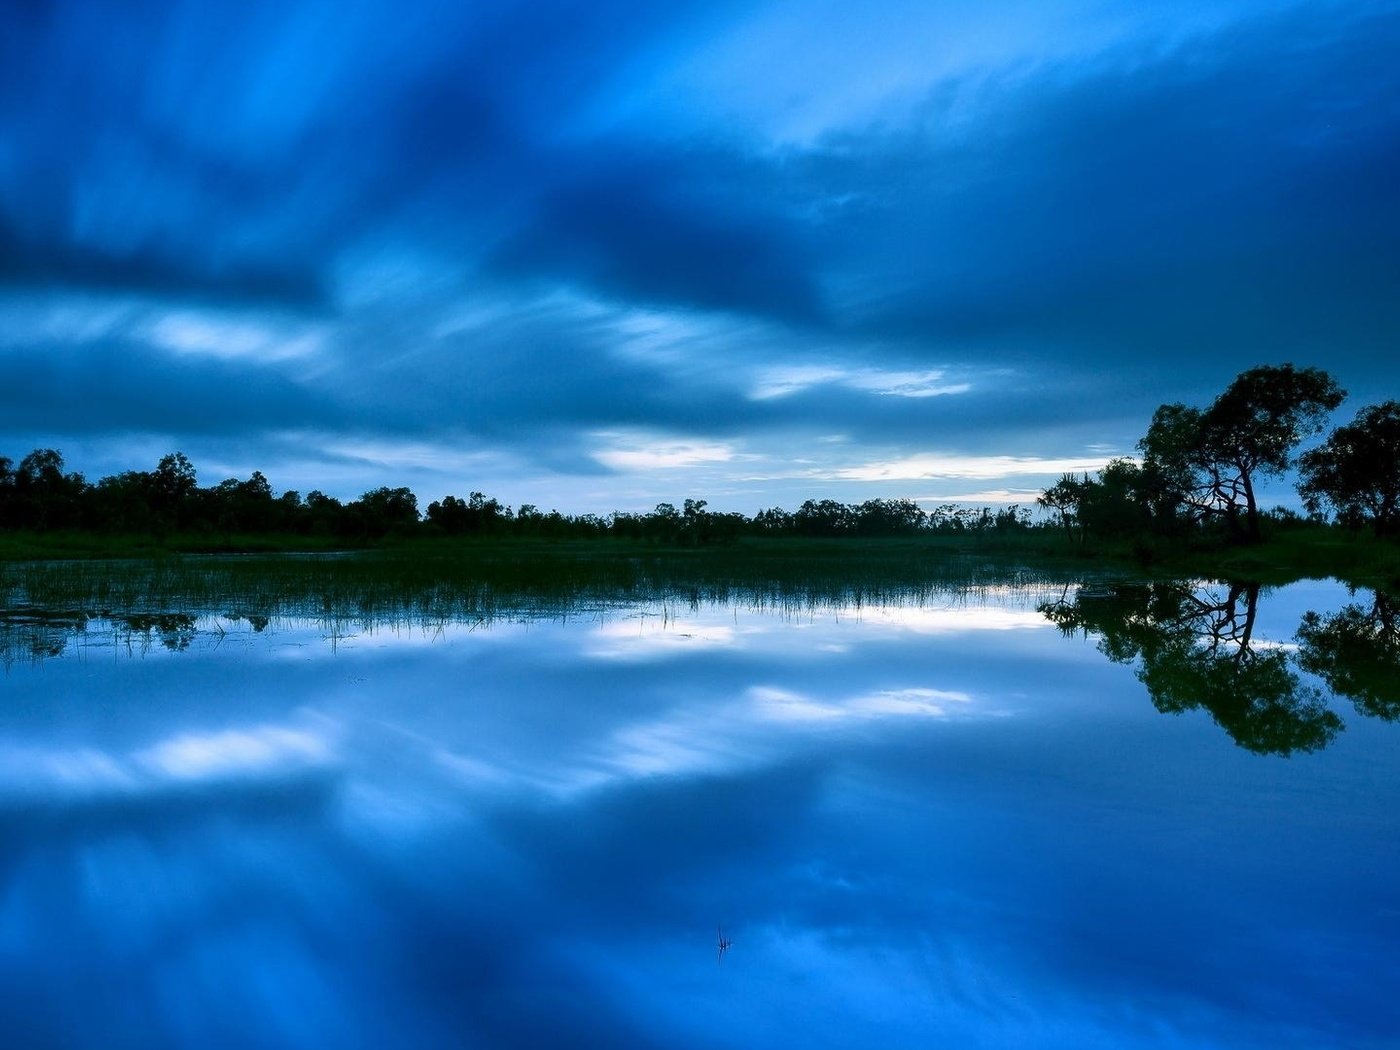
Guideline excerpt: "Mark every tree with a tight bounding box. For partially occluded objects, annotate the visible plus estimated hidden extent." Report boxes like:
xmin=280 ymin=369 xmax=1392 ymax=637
xmin=1037 ymin=473 xmax=1088 ymax=544
xmin=794 ymin=498 xmax=857 ymax=537
xmin=9 ymin=449 xmax=85 ymax=530
xmin=1079 ymin=459 xmax=1158 ymax=540
xmin=352 ymin=486 xmax=419 ymax=537
xmin=854 ymin=498 xmax=926 ymax=536
xmin=1141 ymin=364 xmax=1345 ymax=541
xmin=1140 ymin=403 xmax=1235 ymax=524
xmin=149 ymin=452 xmax=198 ymax=529
xmin=681 ymin=498 xmax=709 ymax=545
xmin=304 ymin=490 xmax=344 ymax=535
xmin=1297 ymin=401 xmax=1400 ymax=536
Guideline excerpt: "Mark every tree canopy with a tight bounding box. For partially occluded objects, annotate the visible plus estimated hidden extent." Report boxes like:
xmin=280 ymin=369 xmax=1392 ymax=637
xmin=1298 ymin=400 xmax=1400 ymax=536
xmin=1140 ymin=364 xmax=1344 ymax=540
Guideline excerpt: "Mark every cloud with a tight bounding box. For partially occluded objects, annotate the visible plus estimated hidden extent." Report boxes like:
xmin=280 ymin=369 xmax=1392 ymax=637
xmin=146 ymin=311 xmax=325 ymax=362
xmin=0 ymin=337 xmax=342 ymax=438
xmin=486 ymin=144 xmax=825 ymax=322
xmin=591 ymin=433 xmax=739 ymax=472
xmin=749 ymin=364 xmax=971 ymax=400
xmin=811 ymin=453 xmax=1116 ymax=483
xmin=815 ymin=3 xmax=1400 ymax=389
xmin=0 ymin=0 xmax=1394 ymax=506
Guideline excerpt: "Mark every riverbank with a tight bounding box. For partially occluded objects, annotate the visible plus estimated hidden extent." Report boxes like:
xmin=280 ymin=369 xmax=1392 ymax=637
xmin=1 ymin=527 xmax=1396 ymax=601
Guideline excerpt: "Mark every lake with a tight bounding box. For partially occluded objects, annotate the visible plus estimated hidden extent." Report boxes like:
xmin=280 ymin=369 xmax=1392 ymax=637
xmin=1 ymin=574 xmax=1397 ymax=1048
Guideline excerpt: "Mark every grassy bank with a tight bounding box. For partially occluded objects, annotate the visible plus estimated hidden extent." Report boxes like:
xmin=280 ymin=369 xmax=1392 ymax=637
xmin=0 ymin=527 xmax=1395 ymax=623
xmin=1076 ymin=527 xmax=1400 ymax=588
xmin=0 ymin=534 xmax=1095 ymax=625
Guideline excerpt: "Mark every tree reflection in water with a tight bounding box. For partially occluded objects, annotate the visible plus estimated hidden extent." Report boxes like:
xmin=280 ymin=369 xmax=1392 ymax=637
xmin=1042 ymin=581 xmax=1343 ymax=756
xmin=0 ymin=609 xmax=198 ymax=666
xmin=1296 ymin=589 xmax=1400 ymax=722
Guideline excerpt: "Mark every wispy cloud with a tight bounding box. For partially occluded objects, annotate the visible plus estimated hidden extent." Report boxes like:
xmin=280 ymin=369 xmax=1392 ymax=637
xmin=824 ymin=453 xmax=1115 ymax=482
xmin=146 ymin=311 xmax=325 ymax=363
xmin=749 ymin=364 xmax=971 ymax=400
xmin=0 ymin=0 xmax=1393 ymax=506
xmin=591 ymin=432 xmax=739 ymax=472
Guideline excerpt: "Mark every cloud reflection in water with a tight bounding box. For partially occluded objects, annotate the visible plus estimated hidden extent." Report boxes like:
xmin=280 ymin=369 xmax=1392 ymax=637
xmin=0 ymin=583 xmax=1396 ymax=1048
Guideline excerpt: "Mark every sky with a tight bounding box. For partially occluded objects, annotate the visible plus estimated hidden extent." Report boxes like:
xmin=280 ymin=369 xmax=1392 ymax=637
xmin=2 ymin=0 xmax=1397 ymax=512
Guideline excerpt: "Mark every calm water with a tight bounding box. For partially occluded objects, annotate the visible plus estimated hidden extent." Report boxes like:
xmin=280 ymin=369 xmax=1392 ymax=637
xmin=1 ymin=579 xmax=1397 ymax=1048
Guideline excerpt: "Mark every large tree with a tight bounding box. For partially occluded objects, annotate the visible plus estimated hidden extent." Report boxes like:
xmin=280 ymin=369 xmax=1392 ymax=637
xmin=1140 ymin=364 xmax=1345 ymax=541
xmin=1297 ymin=401 xmax=1400 ymax=536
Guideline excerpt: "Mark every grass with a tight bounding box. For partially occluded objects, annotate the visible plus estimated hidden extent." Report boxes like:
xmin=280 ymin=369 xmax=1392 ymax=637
xmin=0 ymin=536 xmax=1108 ymax=665
xmin=0 ymin=529 xmax=364 ymax=559
xmin=0 ymin=537 xmax=1091 ymax=616
xmin=1093 ymin=527 xmax=1400 ymax=589
xmin=1 ymin=526 xmax=1395 ymax=630
xmin=2 ymin=528 xmax=1393 ymax=671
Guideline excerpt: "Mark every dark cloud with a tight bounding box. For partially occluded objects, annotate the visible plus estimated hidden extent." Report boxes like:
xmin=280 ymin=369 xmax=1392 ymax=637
xmin=0 ymin=0 xmax=1394 ymax=502
xmin=0 ymin=219 xmax=325 ymax=306
xmin=488 ymin=146 xmax=824 ymax=322
xmin=818 ymin=4 xmax=1400 ymax=393
xmin=0 ymin=0 xmax=756 ymax=310
xmin=0 ymin=340 xmax=342 ymax=437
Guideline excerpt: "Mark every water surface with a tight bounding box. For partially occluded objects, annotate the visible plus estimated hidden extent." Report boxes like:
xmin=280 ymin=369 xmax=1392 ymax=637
xmin=1 ymin=578 xmax=1397 ymax=1048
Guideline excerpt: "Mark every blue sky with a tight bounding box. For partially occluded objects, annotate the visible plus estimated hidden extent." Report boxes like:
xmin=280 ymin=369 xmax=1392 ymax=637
xmin=2 ymin=0 xmax=1397 ymax=511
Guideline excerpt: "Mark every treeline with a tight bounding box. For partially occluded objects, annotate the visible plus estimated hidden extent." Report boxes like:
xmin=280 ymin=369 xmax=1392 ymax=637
xmin=7 ymin=363 xmax=1390 ymax=550
xmin=1037 ymin=364 xmax=1399 ymax=545
xmin=0 ymin=450 xmax=1033 ymax=544
xmin=0 ymin=451 xmax=422 ymax=540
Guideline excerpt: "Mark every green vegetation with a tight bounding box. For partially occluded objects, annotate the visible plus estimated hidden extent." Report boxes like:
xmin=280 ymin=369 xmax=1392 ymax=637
xmin=1298 ymin=400 xmax=1400 ymax=536
xmin=0 ymin=444 xmax=1039 ymax=551
xmin=1036 ymin=364 xmax=1399 ymax=580
xmin=1139 ymin=364 xmax=1344 ymax=541
xmin=0 ymin=536 xmax=1090 ymax=667
xmin=1 ymin=364 xmax=1395 ymax=587
xmin=0 ymin=536 xmax=1081 ymax=620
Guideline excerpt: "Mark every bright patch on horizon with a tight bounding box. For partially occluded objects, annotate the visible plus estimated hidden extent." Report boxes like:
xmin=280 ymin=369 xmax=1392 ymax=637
xmin=827 ymin=452 xmax=1115 ymax=482
xmin=914 ymin=488 xmax=1044 ymax=503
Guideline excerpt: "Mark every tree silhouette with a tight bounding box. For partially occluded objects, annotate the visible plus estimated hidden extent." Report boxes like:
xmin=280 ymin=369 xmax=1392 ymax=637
xmin=1140 ymin=365 xmax=1344 ymax=541
xmin=1037 ymin=473 xmax=1088 ymax=545
xmin=1298 ymin=401 xmax=1400 ymax=536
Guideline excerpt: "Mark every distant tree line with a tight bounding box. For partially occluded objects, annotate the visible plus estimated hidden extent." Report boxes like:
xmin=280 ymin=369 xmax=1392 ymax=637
xmin=0 ymin=450 xmax=1034 ymax=544
xmin=1037 ymin=364 xmax=1400 ymax=545
xmin=0 ymin=450 xmax=422 ymax=540
xmin=6 ymin=363 xmax=1388 ymax=549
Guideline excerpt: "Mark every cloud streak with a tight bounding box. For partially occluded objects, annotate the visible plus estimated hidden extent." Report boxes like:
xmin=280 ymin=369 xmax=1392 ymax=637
xmin=0 ymin=0 xmax=1393 ymax=507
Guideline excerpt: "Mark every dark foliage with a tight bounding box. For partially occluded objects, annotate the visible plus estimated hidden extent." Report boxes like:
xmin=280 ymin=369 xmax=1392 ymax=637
xmin=0 ymin=449 xmax=1034 ymax=546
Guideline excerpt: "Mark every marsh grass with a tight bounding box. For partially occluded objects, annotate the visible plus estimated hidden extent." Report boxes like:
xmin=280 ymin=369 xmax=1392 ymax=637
xmin=4 ymin=532 xmax=1392 ymax=666
xmin=0 ymin=539 xmax=1107 ymax=662
xmin=1 ymin=540 xmax=1082 ymax=614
